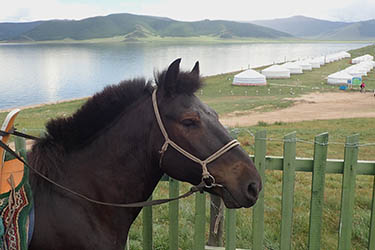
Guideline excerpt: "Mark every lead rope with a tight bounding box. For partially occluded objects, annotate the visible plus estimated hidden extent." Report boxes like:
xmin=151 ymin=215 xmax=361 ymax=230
xmin=152 ymin=88 xmax=240 ymax=188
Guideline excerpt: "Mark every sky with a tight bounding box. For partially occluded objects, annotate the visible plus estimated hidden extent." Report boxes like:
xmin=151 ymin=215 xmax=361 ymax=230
xmin=1 ymin=0 xmax=375 ymax=23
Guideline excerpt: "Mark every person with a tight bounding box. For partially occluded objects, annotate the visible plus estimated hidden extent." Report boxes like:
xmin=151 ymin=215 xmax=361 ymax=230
xmin=360 ymin=81 xmax=366 ymax=93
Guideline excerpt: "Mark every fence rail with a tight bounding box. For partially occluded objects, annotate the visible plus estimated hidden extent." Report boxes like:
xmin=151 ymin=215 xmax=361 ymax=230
xmin=137 ymin=131 xmax=375 ymax=250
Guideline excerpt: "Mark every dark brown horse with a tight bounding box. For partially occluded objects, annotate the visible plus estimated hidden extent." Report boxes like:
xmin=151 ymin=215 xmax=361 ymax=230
xmin=27 ymin=59 xmax=261 ymax=250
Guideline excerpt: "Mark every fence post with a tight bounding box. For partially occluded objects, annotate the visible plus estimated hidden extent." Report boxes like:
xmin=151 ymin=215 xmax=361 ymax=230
xmin=143 ymin=197 xmax=153 ymax=250
xmin=208 ymin=195 xmax=224 ymax=247
xmin=252 ymin=130 xmax=266 ymax=249
xmin=308 ymin=132 xmax=328 ymax=250
xmin=14 ymin=136 xmax=26 ymax=158
xmin=280 ymin=132 xmax=297 ymax=250
xmin=169 ymin=178 xmax=179 ymax=250
xmin=338 ymin=134 xmax=359 ymax=250
xmin=369 ymin=177 xmax=375 ymax=250
xmin=193 ymin=192 xmax=206 ymax=250
xmin=225 ymin=208 xmax=236 ymax=250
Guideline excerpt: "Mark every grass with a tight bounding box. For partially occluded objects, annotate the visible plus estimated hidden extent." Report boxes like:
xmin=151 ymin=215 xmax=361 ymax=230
xmin=1 ymin=44 xmax=375 ymax=249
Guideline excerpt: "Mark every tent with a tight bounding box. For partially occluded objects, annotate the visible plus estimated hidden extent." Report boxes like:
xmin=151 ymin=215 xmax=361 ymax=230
xmin=295 ymin=60 xmax=312 ymax=71
xmin=282 ymin=62 xmax=303 ymax=74
xmin=352 ymin=54 xmax=374 ymax=64
xmin=327 ymin=71 xmax=353 ymax=85
xmin=232 ymin=69 xmax=267 ymax=86
xmin=309 ymin=58 xmax=321 ymax=68
xmin=261 ymin=65 xmax=290 ymax=78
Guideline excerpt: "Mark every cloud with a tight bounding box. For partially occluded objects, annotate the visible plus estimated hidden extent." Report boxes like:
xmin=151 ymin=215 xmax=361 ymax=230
xmin=330 ymin=0 xmax=375 ymax=21
xmin=0 ymin=0 xmax=115 ymax=22
xmin=1 ymin=0 xmax=374 ymax=22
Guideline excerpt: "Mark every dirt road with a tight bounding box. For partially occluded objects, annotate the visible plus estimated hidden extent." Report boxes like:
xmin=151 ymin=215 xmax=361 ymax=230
xmin=220 ymin=91 xmax=375 ymax=127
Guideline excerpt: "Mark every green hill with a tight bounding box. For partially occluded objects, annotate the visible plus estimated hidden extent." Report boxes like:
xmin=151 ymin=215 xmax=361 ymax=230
xmin=320 ymin=19 xmax=375 ymax=40
xmin=0 ymin=13 xmax=292 ymax=42
xmin=0 ymin=21 xmax=44 ymax=40
xmin=250 ymin=15 xmax=350 ymax=38
xmin=250 ymin=15 xmax=375 ymax=40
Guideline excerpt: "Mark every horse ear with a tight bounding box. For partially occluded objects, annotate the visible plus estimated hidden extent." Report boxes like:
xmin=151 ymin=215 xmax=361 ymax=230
xmin=164 ymin=58 xmax=181 ymax=93
xmin=191 ymin=61 xmax=200 ymax=76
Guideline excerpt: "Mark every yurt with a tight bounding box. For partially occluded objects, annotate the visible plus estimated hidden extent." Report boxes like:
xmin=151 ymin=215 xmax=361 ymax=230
xmin=309 ymin=58 xmax=321 ymax=68
xmin=327 ymin=71 xmax=353 ymax=85
xmin=339 ymin=51 xmax=351 ymax=58
xmin=232 ymin=69 xmax=267 ymax=86
xmin=295 ymin=60 xmax=312 ymax=71
xmin=282 ymin=62 xmax=303 ymax=74
xmin=358 ymin=61 xmax=374 ymax=71
xmin=343 ymin=67 xmax=364 ymax=78
xmin=352 ymin=54 xmax=374 ymax=64
xmin=261 ymin=65 xmax=290 ymax=79
xmin=344 ymin=65 xmax=368 ymax=76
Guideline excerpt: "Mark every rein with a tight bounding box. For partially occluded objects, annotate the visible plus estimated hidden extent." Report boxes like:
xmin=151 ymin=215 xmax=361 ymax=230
xmin=152 ymin=88 xmax=240 ymax=188
xmin=0 ymin=138 xmax=204 ymax=207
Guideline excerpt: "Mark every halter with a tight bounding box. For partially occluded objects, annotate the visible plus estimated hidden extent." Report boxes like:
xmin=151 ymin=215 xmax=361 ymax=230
xmin=152 ymin=88 xmax=240 ymax=188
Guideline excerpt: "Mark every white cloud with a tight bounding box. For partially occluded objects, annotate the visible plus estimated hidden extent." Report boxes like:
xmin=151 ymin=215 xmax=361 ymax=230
xmin=0 ymin=0 xmax=116 ymax=22
xmin=1 ymin=0 xmax=374 ymax=22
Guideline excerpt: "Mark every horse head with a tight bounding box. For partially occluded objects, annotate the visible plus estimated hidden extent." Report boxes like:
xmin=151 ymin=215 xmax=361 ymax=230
xmin=153 ymin=59 xmax=262 ymax=208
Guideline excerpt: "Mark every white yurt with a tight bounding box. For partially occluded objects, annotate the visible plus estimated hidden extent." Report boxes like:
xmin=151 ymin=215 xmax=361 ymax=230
xmin=309 ymin=58 xmax=321 ymax=68
xmin=358 ymin=61 xmax=374 ymax=71
xmin=313 ymin=56 xmax=325 ymax=66
xmin=295 ymin=60 xmax=312 ymax=71
xmin=282 ymin=62 xmax=303 ymax=74
xmin=232 ymin=69 xmax=267 ymax=86
xmin=344 ymin=65 xmax=368 ymax=76
xmin=352 ymin=54 xmax=374 ymax=64
xmin=261 ymin=65 xmax=290 ymax=78
xmin=339 ymin=51 xmax=351 ymax=58
xmin=343 ymin=67 xmax=363 ymax=78
xmin=327 ymin=71 xmax=353 ymax=85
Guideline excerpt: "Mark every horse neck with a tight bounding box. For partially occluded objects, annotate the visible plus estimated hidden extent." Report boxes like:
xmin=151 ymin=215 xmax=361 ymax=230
xmin=76 ymin=95 xmax=164 ymax=204
xmin=31 ymin=95 xmax=164 ymax=248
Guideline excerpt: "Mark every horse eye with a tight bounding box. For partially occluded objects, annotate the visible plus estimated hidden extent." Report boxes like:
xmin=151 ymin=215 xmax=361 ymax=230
xmin=181 ymin=119 xmax=195 ymax=127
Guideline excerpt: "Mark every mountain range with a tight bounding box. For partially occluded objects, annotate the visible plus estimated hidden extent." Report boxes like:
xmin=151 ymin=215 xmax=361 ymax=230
xmin=250 ymin=15 xmax=375 ymax=40
xmin=0 ymin=13 xmax=374 ymax=42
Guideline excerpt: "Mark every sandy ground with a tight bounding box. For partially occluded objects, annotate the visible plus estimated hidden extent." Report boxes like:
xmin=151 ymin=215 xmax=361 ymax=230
xmin=220 ymin=91 xmax=375 ymax=127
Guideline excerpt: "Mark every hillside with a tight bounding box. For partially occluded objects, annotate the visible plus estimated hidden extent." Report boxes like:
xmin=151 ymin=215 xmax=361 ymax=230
xmin=0 ymin=13 xmax=292 ymax=42
xmin=0 ymin=21 xmax=44 ymax=40
xmin=250 ymin=15 xmax=350 ymax=38
xmin=321 ymin=19 xmax=375 ymax=40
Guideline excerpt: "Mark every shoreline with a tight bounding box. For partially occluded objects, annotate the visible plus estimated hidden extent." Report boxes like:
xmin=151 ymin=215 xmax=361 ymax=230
xmin=0 ymin=96 xmax=89 ymax=113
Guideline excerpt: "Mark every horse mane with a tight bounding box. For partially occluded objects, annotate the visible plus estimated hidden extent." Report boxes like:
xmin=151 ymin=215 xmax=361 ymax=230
xmin=33 ymin=68 xmax=203 ymax=153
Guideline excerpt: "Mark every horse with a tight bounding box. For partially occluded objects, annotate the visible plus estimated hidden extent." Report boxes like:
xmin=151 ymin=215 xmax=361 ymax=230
xmin=27 ymin=59 xmax=262 ymax=250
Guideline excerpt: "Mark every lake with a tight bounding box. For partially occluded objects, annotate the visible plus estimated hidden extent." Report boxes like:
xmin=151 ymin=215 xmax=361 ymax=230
xmin=0 ymin=42 xmax=369 ymax=110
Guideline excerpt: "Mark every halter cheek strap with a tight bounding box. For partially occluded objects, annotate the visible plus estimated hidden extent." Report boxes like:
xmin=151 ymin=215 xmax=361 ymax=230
xmin=152 ymin=88 xmax=240 ymax=188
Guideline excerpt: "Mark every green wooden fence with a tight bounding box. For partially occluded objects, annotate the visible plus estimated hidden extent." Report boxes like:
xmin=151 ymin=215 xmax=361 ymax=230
xmin=136 ymin=131 xmax=375 ymax=250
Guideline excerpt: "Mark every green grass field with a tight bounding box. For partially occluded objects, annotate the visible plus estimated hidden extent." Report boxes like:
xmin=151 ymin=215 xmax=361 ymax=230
xmin=1 ymin=44 xmax=375 ymax=250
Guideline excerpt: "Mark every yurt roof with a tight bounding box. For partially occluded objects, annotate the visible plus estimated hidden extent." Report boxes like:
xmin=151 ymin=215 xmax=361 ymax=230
xmin=262 ymin=64 xmax=290 ymax=72
xmin=328 ymin=71 xmax=353 ymax=79
xmin=282 ymin=62 xmax=302 ymax=68
xmin=234 ymin=69 xmax=265 ymax=78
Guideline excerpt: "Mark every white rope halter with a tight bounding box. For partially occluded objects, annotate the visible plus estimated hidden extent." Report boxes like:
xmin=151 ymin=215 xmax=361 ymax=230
xmin=152 ymin=88 xmax=240 ymax=188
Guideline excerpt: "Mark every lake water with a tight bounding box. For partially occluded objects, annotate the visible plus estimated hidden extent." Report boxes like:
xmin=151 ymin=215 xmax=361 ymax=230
xmin=0 ymin=42 xmax=369 ymax=110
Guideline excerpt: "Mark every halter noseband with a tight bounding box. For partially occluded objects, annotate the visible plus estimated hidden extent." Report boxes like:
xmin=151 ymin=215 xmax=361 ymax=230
xmin=152 ymin=88 xmax=240 ymax=188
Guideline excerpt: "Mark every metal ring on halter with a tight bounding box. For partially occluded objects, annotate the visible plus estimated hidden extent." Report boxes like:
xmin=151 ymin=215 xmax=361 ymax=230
xmin=202 ymin=174 xmax=223 ymax=188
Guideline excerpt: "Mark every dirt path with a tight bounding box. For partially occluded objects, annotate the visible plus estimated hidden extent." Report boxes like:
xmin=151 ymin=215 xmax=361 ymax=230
xmin=220 ymin=91 xmax=375 ymax=127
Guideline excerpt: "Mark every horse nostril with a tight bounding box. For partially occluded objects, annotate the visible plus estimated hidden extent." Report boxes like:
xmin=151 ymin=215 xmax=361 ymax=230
xmin=247 ymin=182 xmax=260 ymax=198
